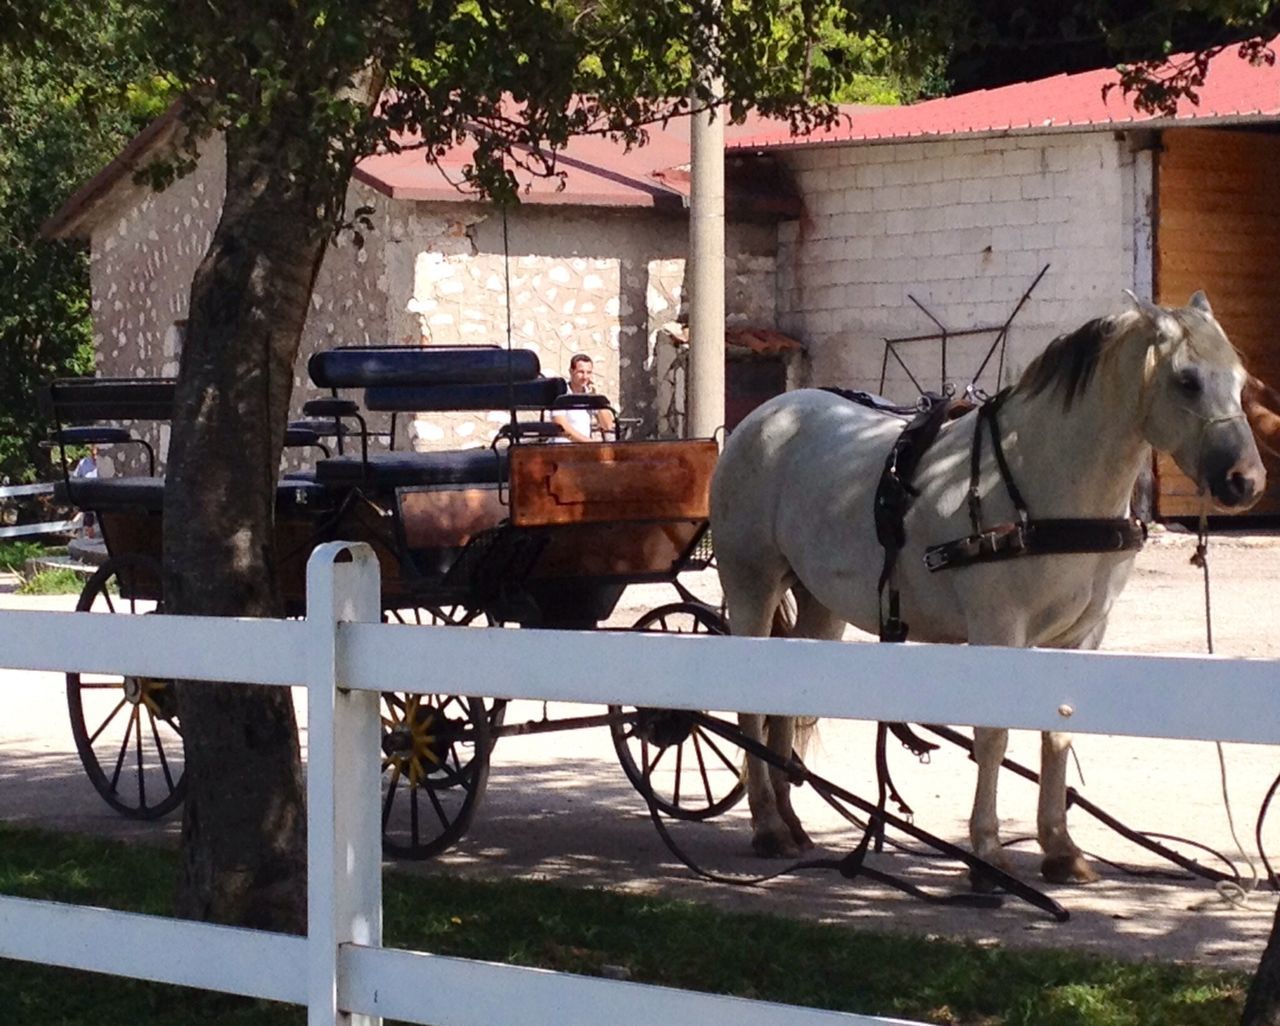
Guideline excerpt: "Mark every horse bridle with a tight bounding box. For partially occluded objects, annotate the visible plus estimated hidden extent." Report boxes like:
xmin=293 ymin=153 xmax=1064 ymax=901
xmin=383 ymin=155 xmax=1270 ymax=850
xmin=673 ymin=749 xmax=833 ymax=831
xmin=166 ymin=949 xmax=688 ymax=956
xmin=872 ymin=390 xmax=1146 ymax=644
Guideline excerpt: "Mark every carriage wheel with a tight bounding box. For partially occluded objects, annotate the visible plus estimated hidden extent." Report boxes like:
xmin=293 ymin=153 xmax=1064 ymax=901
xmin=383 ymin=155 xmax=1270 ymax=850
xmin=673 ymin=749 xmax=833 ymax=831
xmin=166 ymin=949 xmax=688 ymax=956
xmin=66 ymin=554 xmax=186 ymax=820
xmin=380 ymin=692 xmax=491 ymax=859
xmin=610 ymin=602 xmax=746 ymax=820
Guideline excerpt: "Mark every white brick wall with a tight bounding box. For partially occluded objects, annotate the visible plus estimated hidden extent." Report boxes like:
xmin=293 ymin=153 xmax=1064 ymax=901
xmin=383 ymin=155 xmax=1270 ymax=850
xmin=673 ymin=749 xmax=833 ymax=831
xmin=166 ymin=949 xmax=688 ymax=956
xmin=777 ymin=132 xmax=1143 ymax=403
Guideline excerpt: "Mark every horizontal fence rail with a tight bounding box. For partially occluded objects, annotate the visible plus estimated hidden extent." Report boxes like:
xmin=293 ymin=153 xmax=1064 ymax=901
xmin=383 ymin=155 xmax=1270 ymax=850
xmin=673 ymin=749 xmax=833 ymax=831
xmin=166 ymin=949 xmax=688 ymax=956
xmin=0 ymin=896 xmax=307 ymax=1004
xmin=0 ymin=482 xmax=73 ymax=538
xmin=0 ymin=482 xmax=54 ymax=499
xmin=340 ymin=945 xmax=920 ymax=1026
xmin=1 ymin=540 xmax=1277 ymax=1026
xmin=342 ymin=621 xmax=1280 ymax=745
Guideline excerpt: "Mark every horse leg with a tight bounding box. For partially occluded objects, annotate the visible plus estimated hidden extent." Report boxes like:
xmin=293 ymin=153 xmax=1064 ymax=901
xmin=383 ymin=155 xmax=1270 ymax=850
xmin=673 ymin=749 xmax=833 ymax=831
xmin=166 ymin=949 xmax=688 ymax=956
xmin=750 ymin=713 xmax=809 ymax=856
xmin=720 ymin=554 xmax=798 ymax=857
xmin=969 ymin=726 xmax=1012 ymax=889
xmin=1037 ymin=621 xmax=1105 ymax=884
xmin=735 ymin=710 xmax=794 ymax=857
xmin=766 ymin=586 xmax=846 ymax=853
xmin=1037 ymin=730 xmax=1098 ymax=883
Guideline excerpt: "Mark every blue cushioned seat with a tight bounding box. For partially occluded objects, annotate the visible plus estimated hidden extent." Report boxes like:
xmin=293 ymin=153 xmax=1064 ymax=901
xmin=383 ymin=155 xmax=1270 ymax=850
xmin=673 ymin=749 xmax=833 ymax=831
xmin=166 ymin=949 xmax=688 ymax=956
xmin=363 ymin=377 xmax=566 ymax=412
xmin=56 ymin=476 xmax=334 ymax=516
xmin=314 ymin=450 xmax=508 ymax=488
xmin=308 ymin=346 xmax=541 ymax=389
xmin=43 ymin=378 xmax=176 ymax=422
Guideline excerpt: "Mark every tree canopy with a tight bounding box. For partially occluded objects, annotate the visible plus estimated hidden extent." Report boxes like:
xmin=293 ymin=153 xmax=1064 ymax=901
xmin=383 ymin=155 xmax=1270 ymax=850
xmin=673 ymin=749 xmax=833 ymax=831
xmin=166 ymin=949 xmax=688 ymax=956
xmin=0 ymin=7 xmax=168 ymax=481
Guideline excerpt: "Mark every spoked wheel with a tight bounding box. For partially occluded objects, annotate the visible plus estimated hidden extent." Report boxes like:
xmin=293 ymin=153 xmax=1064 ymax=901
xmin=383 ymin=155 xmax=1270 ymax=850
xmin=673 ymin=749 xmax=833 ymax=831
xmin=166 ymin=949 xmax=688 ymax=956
xmin=380 ymin=692 xmax=492 ymax=859
xmin=610 ymin=602 xmax=746 ymax=820
xmin=66 ymin=554 xmax=186 ymax=819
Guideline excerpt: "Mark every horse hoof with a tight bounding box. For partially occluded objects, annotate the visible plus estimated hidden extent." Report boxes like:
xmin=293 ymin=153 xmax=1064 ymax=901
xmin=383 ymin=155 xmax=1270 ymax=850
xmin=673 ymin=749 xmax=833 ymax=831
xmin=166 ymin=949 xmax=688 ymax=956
xmin=752 ymin=832 xmax=799 ymax=859
xmin=1041 ymin=853 xmax=1099 ymax=884
xmin=968 ymin=863 xmax=1011 ymax=893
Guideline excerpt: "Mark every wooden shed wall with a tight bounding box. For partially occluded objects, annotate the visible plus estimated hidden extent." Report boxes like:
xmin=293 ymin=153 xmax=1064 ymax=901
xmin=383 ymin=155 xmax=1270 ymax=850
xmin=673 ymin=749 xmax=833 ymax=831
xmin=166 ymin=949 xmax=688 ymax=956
xmin=1156 ymin=127 xmax=1280 ymax=517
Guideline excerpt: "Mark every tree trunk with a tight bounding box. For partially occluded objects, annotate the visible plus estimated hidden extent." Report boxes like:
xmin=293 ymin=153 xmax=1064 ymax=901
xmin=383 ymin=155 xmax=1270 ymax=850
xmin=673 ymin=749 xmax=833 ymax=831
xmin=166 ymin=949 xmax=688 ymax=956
xmin=162 ymin=116 xmax=345 ymax=931
xmin=1244 ymin=905 xmax=1280 ymax=1025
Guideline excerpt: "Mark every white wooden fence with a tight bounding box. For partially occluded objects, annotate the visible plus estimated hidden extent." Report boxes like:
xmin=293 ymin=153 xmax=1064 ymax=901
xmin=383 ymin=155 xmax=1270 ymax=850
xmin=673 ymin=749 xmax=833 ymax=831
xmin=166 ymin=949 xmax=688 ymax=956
xmin=2 ymin=540 xmax=1279 ymax=1026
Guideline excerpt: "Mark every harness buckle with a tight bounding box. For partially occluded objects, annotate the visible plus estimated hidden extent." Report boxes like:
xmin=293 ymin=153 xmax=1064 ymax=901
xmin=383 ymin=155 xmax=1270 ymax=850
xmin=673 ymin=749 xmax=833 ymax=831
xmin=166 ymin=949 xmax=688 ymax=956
xmin=923 ymin=546 xmax=950 ymax=571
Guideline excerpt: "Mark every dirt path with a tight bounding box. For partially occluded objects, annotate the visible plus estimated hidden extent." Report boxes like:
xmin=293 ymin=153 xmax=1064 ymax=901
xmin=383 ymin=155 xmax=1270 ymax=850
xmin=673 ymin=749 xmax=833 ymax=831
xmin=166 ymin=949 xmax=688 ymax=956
xmin=2 ymin=527 xmax=1279 ymax=970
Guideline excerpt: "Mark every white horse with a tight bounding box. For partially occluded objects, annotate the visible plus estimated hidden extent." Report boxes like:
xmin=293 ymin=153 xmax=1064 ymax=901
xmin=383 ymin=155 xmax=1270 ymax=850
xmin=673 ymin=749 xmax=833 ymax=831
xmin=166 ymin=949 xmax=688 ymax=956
xmin=710 ymin=292 xmax=1265 ymax=884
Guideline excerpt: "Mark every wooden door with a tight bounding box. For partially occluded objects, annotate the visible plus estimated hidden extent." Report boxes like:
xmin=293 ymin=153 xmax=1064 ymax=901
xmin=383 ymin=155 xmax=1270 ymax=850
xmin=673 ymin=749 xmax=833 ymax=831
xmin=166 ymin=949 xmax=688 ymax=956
xmin=1156 ymin=127 xmax=1280 ymax=516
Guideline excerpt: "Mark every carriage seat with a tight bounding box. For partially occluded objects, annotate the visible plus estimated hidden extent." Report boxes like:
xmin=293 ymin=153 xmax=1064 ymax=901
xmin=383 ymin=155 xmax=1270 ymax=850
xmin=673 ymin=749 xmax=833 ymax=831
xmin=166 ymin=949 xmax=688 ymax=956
xmin=314 ymin=449 xmax=508 ymax=488
xmin=363 ymin=377 xmax=566 ymax=412
xmin=308 ymin=345 xmax=541 ymax=389
xmin=56 ymin=476 xmax=335 ymax=516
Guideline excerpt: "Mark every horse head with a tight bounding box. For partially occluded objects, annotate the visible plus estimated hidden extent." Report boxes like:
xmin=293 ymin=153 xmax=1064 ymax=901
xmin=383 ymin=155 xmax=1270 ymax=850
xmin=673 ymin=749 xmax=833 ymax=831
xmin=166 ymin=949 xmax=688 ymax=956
xmin=1127 ymin=290 xmax=1266 ymax=510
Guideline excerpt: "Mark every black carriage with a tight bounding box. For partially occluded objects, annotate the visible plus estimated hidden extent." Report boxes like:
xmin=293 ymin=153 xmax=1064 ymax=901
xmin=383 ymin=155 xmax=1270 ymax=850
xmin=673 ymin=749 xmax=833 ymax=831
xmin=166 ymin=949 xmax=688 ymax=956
xmin=43 ymin=345 xmax=745 ymax=858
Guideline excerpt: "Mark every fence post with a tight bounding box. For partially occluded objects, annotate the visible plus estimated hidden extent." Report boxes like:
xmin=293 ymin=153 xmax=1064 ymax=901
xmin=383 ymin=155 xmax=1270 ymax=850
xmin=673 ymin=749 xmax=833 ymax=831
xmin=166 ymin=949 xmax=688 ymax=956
xmin=306 ymin=542 xmax=383 ymax=1026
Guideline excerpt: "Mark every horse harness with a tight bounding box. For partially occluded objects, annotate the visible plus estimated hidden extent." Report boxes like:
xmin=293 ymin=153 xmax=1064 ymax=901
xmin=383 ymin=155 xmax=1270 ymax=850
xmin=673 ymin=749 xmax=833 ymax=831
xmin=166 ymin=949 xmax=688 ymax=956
xmin=859 ymin=389 xmax=1147 ymax=643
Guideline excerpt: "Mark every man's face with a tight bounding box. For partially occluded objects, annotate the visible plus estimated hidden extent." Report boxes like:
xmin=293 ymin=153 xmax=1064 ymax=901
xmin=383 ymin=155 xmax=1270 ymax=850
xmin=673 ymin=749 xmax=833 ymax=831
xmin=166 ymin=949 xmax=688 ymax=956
xmin=569 ymin=359 xmax=594 ymax=392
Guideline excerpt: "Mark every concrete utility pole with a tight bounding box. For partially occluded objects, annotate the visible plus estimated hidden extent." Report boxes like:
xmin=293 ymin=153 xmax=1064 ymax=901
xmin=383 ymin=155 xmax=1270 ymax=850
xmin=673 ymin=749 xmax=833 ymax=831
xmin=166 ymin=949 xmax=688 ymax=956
xmin=686 ymin=75 xmax=726 ymax=440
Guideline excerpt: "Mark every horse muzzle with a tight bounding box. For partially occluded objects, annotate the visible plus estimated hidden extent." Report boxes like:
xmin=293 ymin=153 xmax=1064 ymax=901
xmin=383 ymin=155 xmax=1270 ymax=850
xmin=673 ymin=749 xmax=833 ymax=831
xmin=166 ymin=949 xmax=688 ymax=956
xmin=1201 ymin=422 xmax=1267 ymax=510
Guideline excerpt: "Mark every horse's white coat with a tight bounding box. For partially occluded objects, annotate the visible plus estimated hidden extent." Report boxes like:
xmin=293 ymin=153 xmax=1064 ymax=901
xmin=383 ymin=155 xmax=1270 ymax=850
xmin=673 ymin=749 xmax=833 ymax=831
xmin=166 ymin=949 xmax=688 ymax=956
xmin=710 ymin=294 xmax=1265 ymax=880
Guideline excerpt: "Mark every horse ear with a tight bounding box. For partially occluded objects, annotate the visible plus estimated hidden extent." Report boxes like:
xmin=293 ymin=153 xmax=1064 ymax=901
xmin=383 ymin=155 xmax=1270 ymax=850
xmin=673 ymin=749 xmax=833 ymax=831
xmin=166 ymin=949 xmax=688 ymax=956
xmin=1188 ymin=290 xmax=1214 ymax=316
xmin=1123 ymin=289 xmax=1178 ymax=338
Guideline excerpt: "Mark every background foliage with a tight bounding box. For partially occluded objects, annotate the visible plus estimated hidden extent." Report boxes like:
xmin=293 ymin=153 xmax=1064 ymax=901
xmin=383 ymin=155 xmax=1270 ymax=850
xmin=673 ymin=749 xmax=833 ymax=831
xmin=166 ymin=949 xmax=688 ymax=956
xmin=0 ymin=8 xmax=168 ymax=483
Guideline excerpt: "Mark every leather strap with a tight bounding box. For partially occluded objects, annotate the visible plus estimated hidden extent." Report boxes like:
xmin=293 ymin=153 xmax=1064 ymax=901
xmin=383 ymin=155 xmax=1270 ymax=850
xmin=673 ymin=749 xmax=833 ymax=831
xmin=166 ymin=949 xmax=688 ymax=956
xmin=873 ymin=396 xmax=953 ymax=641
xmin=925 ymin=517 xmax=1147 ymax=572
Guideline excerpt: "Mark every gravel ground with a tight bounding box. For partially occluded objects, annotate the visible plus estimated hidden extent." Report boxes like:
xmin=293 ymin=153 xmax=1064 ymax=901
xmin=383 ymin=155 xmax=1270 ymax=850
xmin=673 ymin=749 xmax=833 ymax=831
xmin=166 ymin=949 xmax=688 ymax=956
xmin=2 ymin=525 xmax=1279 ymax=970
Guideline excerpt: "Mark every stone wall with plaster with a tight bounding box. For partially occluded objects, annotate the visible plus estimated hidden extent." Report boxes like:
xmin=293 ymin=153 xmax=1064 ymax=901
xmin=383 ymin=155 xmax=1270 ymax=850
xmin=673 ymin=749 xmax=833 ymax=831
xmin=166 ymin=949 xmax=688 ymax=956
xmin=775 ymin=131 xmax=1143 ymax=403
xmin=380 ymin=203 xmax=777 ymax=448
xmin=88 ymin=136 xmax=227 ymax=475
xmin=87 ymin=139 xmax=390 ymax=473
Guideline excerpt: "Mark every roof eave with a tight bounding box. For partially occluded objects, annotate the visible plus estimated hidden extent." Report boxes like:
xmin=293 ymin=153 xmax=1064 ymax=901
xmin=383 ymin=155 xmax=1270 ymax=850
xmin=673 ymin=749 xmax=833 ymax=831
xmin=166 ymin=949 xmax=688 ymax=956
xmin=40 ymin=104 xmax=184 ymax=241
xmin=727 ymin=110 xmax=1280 ymax=152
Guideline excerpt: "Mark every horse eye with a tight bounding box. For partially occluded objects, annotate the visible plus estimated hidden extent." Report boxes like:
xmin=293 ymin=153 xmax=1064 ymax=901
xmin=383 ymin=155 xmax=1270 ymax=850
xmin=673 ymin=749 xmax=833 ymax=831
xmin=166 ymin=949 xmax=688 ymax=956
xmin=1177 ymin=369 xmax=1203 ymax=397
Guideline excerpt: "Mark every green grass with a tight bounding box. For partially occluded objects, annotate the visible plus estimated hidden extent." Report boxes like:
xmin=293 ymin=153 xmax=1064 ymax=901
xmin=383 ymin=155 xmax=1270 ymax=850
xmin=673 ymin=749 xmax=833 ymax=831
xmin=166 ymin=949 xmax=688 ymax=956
xmin=0 ymin=540 xmax=50 ymax=572
xmin=15 ymin=566 xmax=86 ymax=595
xmin=0 ymin=823 xmax=1248 ymax=1026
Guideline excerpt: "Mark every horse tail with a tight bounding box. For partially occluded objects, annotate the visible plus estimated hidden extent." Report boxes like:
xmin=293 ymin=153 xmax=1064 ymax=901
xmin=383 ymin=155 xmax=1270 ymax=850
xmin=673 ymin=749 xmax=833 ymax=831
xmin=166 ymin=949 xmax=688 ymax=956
xmin=769 ymin=589 xmax=796 ymax=637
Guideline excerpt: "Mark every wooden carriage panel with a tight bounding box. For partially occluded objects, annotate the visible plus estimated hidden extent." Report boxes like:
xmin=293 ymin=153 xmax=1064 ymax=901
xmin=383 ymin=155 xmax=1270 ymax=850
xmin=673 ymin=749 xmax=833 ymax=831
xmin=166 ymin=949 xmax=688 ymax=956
xmin=398 ymin=485 xmax=506 ymax=550
xmin=526 ymin=521 xmax=703 ymax=579
xmin=509 ymin=440 xmax=717 ymax=527
xmin=1156 ymin=127 xmax=1280 ymax=517
xmin=98 ymin=511 xmax=163 ymax=599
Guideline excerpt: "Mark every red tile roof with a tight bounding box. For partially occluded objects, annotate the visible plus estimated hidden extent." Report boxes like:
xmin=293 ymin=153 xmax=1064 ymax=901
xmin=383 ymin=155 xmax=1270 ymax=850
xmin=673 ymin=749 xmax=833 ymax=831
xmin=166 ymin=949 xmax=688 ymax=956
xmin=353 ymin=110 xmax=815 ymax=209
xmin=45 ymin=106 xmax=815 ymax=238
xmin=728 ymin=41 xmax=1280 ymax=150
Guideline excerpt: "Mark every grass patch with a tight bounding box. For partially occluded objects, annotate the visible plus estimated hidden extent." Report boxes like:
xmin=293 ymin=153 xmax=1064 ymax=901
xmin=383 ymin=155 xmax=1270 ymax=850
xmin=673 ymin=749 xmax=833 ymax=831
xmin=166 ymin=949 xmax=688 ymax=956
xmin=0 ymin=823 xmax=1248 ymax=1026
xmin=16 ymin=566 xmax=86 ymax=595
xmin=0 ymin=540 xmax=49 ymax=572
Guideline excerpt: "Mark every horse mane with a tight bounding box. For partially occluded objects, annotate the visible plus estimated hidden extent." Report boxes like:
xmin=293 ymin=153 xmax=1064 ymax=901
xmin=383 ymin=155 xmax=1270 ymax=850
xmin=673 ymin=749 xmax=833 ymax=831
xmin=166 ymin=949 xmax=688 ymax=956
xmin=1015 ymin=315 xmax=1126 ymax=410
